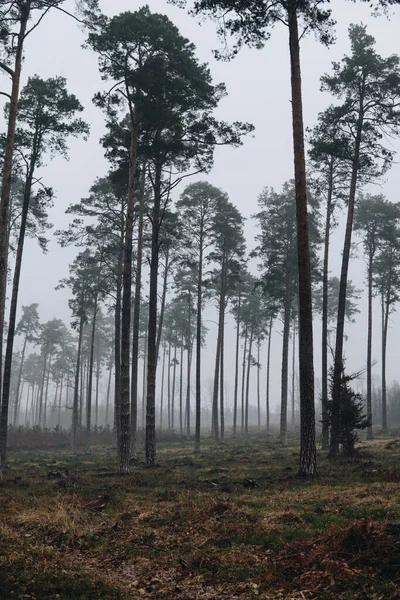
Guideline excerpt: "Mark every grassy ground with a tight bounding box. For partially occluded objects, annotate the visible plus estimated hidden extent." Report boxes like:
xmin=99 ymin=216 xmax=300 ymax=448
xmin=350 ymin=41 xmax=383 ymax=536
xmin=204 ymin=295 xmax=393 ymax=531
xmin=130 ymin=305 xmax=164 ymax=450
xmin=1 ymin=433 xmax=400 ymax=599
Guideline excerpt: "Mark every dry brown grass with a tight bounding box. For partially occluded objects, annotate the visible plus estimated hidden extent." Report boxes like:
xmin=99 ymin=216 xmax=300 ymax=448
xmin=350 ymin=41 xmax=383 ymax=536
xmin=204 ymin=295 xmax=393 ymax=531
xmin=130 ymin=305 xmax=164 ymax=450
xmin=1 ymin=435 xmax=400 ymax=599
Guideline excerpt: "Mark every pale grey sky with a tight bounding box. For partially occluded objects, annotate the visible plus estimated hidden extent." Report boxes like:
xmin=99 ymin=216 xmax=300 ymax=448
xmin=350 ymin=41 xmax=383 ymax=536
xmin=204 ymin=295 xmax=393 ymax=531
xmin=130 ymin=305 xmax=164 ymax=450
xmin=3 ymin=0 xmax=400 ymax=412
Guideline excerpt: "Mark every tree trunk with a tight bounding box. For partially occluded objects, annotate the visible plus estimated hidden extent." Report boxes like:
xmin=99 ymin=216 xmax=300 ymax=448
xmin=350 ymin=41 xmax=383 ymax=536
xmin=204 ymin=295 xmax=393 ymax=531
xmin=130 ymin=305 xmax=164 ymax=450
xmin=330 ymin=88 xmax=364 ymax=458
xmin=105 ymin=359 xmax=112 ymax=429
xmin=160 ymin=344 xmax=166 ymax=430
xmin=119 ymin=125 xmax=138 ymax=474
xmin=95 ymin=342 xmax=100 ymax=430
xmin=280 ymin=265 xmax=292 ymax=447
xmin=291 ymin=321 xmax=296 ymax=431
xmin=114 ymin=233 xmax=123 ymax=448
xmin=86 ymin=302 xmax=98 ymax=454
xmin=156 ymin=248 xmax=170 ymax=362
xmin=179 ymin=336 xmax=184 ymax=437
xmin=381 ymin=293 xmax=390 ymax=433
xmin=13 ymin=336 xmax=27 ymax=426
xmin=233 ymin=290 xmax=241 ymax=438
xmin=288 ymin=4 xmax=317 ymax=475
xmin=220 ymin=301 xmax=225 ymax=443
xmin=245 ymin=327 xmax=254 ymax=435
xmin=0 ymin=7 xmax=30 ymax=415
xmin=72 ymin=312 xmax=84 ymax=450
xmin=194 ymin=231 xmax=204 ymax=454
xmin=167 ymin=340 xmax=171 ymax=431
xmin=212 ymin=270 xmax=226 ymax=443
xmin=38 ymin=350 xmax=48 ymax=429
xmin=145 ymin=164 xmax=162 ymax=468
xmin=366 ymin=251 xmax=374 ymax=439
xmin=321 ymin=162 xmax=334 ymax=449
xmin=257 ymin=339 xmax=261 ymax=432
xmin=241 ymin=324 xmax=248 ymax=434
xmin=142 ymin=331 xmax=147 ymax=430
xmin=186 ymin=293 xmax=192 ymax=440
xmin=131 ymin=166 xmax=146 ymax=459
xmin=58 ymin=375 xmax=63 ymax=428
xmin=0 ymin=153 xmax=35 ymax=475
xmin=266 ymin=316 xmax=273 ymax=434
xmin=171 ymin=343 xmax=177 ymax=433
xmin=43 ymin=356 xmax=52 ymax=429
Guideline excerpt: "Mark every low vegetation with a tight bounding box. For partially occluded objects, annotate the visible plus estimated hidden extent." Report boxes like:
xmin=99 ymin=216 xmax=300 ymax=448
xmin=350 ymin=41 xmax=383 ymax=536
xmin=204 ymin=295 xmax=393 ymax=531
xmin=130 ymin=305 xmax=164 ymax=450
xmin=1 ymin=434 xmax=400 ymax=599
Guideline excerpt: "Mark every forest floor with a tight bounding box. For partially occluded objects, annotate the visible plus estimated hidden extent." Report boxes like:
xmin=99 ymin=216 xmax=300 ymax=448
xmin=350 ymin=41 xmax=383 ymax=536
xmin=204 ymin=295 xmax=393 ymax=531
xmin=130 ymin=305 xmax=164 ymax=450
xmin=1 ymin=433 xmax=400 ymax=600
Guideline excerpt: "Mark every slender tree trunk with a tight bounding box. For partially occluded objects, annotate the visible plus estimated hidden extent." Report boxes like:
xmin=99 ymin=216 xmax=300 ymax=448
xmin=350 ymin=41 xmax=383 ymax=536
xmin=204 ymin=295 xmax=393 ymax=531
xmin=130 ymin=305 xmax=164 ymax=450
xmin=179 ymin=336 xmax=184 ymax=437
xmin=194 ymin=233 xmax=204 ymax=454
xmin=381 ymin=293 xmax=390 ymax=433
xmin=288 ymin=3 xmax=317 ymax=475
xmin=95 ymin=343 xmax=100 ymax=430
xmin=38 ymin=350 xmax=48 ymax=429
xmin=13 ymin=337 xmax=27 ymax=426
xmin=58 ymin=375 xmax=63 ymax=428
xmin=186 ymin=294 xmax=192 ymax=439
xmin=156 ymin=249 xmax=170 ymax=362
xmin=114 ymin=239 xmax=123 ymax=448
xmin=105 ymin=358 xmax=112 ymax=429
xmin=330 ymin=92 xmax=364 ymax=458
xmin=43 ymin=356 xmax=52 ymax=429
xmin=171 ymin=343 xmax=177 ymax=433
xmin=366 ymin=252 xmax=374 ymax=439
xmin=142 ymin=331 xmax=147 ymax=430
xmin=0 ymin=159 xmax=35 ymax=475
xmin=0 ymin=7 xmax=30 ymax=416
xmin=167 ymin=340 xmax=171 ymax=431
xmin=241 ymin=324 xmax=248 ymax=434
xmin=119 ymin=125 xmax=138 ymax=473
xmin=257 ymin=339 xmax=261 ymax=432
xmin=233 ymin=290 xmax=241 ymax=438
xmin=321 ymin=163 xmax=334 ymax=449
xmin=280 ymin=263 xmax=292 ymax=447
xmin=160 ymin=344 xmax=166 ymax=430
xmin=212 ymin=274 xmax=225 ymax=443
xmin=245 ymin=327 xmax=254 ymax=435
xmin=291 ymin=321 xmax=296 ymax=431
xmin=220 ymin=302 xmax=225 ymax=443
xmin=86 ymin=302 xmax=98 ymax=454
xmin=145 ymin=165 xmax=162 ymax=468
xmin=266 ymin=316 xmax=273 ymax=434
xmin=131 ymin=166 xmax=146 ymax=459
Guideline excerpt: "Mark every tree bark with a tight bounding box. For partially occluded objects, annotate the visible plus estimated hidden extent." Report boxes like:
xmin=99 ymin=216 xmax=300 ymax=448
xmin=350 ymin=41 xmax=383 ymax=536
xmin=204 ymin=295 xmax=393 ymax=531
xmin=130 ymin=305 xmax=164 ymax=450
xmin=13 ymin=336 xmax=27 ymax=426
xmin=291 ymin=321 xmax=296 ymax=431
xmin=241 ymin=324 xmax=248 ymax=434
xmin=366 ymin=250 xmax=374 ymax=439
xmin=179 ymin=336 xmax=184 ymax=437
xmin=194 ymin=227 xmax=204 ymax=454
xmin=131 ymin=166 xmax=146 ymax=459
xmin=245 ymin=327 xmax=253 ymax=436
xmin=257 ymin=339 xmax=261 ymax=432
xmin=171 ymin=342 xmax=177 ymax=432
xmin=119 ymin=125 xmax=138 ymax=473
xmin=233 ymin=289 xmax=241 ymax=438
xmin=0 ymin=6 xmax=30 ymax=414
xmin=145 ymin=164 xmax=162 ymax=467
xmin=72 ymin=311 xmax=84 ymax=450
xmin=220 ymin=300 xmax=225 ymax=443
xmin=85 ymin=302 xmax=98 ymax=454
xmin=381 ymin=292 xmax=390 ymax=433
xmin=330 ymin=87 xmax=364 ymax=458
xmin=288 ymin=3 xmax=317 ymax=475
xmin=160 ymin=343 xmax=166 ymax=430
xmin=186 ymin=292 xmax=192 ymax=439
xmin=321 ymin=162 xmax=334 ymax=449
xmin=266 ymin=316 xmax=273 ymax=434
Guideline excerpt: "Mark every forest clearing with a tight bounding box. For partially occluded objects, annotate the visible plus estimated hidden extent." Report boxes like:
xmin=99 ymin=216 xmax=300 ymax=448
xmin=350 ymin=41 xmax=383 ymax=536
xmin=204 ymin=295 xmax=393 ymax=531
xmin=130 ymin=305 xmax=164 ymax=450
xmin=1 ymin=434 xmax=400 ymax=600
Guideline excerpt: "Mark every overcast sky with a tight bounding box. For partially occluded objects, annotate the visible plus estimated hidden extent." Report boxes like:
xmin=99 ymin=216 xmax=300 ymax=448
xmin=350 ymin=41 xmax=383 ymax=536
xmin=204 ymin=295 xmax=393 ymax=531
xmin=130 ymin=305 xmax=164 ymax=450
xmin=2 ymin=0 xmax=400 ymax=412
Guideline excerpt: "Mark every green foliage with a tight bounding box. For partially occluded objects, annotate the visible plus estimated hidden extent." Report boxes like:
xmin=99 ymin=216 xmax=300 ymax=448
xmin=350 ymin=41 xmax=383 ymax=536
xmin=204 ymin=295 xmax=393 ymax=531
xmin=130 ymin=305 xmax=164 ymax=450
xmin=328 ymin=365 xmax=370 ymax=456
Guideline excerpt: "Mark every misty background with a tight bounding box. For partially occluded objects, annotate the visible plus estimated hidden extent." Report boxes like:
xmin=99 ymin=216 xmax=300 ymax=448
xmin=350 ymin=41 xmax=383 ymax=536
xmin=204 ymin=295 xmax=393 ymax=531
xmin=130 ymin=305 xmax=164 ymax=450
xmin=2 ymin=0 xmax=400 ymax=417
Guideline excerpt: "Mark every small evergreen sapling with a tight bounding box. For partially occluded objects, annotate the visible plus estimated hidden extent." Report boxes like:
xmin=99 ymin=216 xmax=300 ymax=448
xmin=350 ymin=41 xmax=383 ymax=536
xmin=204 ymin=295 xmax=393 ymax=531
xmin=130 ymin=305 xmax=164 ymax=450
xmin=328 ymin=363 xmax=370 ymax=457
